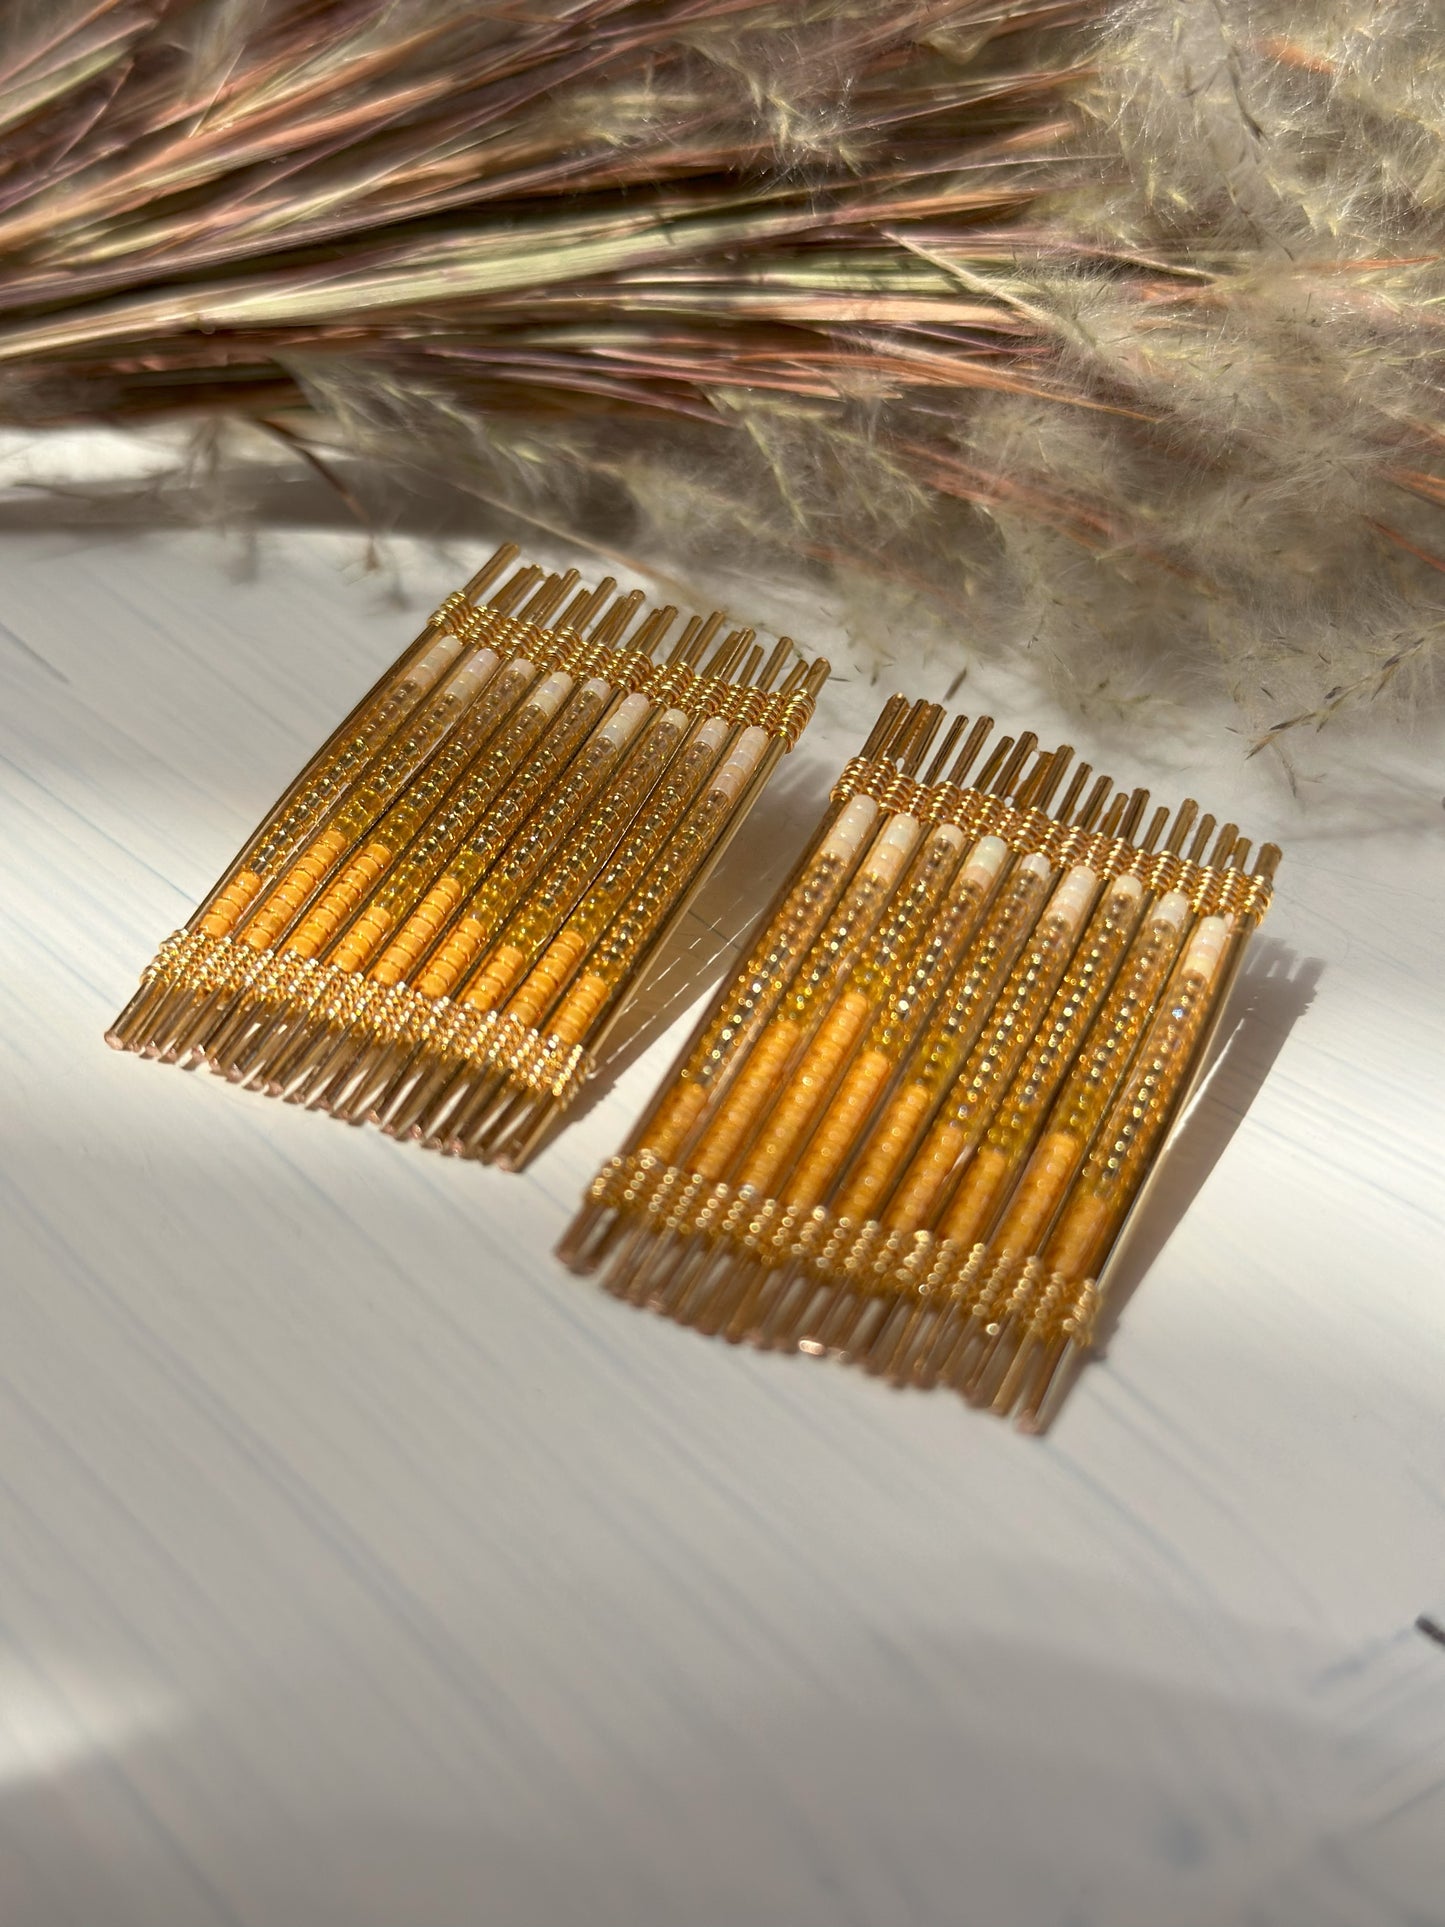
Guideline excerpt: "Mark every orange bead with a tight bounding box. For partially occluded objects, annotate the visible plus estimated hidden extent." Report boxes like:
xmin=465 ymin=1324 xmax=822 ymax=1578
xmin=786 ymin=1049 xmax=893 ymax=1210
xmin=332 ymin=903 xmax=394 ymax=975
xmin=199 ymin=868 xmax=262 ymax=939
xmin=689 ymin=1019 xmax=801 ymax=1180
xmin=736 ymin=998 xmax=863 ymax=1194
xmin=504 ymin=928 xmax=590 ymax=1029
xmin=817 ymin=990 xmax=870 ymax=1060
xmin=241 ymin=828 xmax=349 ymax=950
xmin=929 ymin=1143 xmax=1009 ymax=1249
xmin=371 ymin=877 xmax=463 ymax=987
xmin=1043 ymin=1188 xmax=1113 ymax=1282
xmin=983 ymin=1129 xmax=1080 ymax=1256
xmin=886 ymin=1118 xmax=968 ymax=1231
xmin=286 ymin=841 xmax=392 ymax=961
xmin=547 ymin=971 xmax=611 ymax=1046
xmin=463 ymin=940 xmax=528 ymax=1013
xmin=418 ymin=912 xmax=489 ymax=999
xmin=641 ymin=1080 xmax=710 ymax=1162
xmin=835 ymin=1079 xmax=935 ymax=1225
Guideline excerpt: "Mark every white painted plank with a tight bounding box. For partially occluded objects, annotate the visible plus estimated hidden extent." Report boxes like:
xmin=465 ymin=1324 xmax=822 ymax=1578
xmin=1 ymin=516 xmax=1442 ymax=1927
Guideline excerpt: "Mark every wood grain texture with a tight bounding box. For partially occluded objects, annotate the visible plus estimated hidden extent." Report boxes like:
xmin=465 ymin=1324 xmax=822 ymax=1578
xmin=1 ymin=519 xmax=1443 ymax=1927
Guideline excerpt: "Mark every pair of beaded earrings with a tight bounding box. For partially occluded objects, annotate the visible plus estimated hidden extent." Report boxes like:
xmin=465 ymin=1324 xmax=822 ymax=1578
xmin=110 ymin=549 xmax=1279 ymax=1426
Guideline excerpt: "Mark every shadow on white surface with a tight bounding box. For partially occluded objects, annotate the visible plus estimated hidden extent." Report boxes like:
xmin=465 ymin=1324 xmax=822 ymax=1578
xmin=1 ymin=1605 xmax=1441 ymax=1927
xmin=1092 ymin=940 xmax=1325 ymax=1358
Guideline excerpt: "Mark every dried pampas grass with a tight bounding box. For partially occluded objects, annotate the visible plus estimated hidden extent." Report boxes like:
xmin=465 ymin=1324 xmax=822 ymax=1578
xmin=1 ymin=0 xmax=1443 ymax=761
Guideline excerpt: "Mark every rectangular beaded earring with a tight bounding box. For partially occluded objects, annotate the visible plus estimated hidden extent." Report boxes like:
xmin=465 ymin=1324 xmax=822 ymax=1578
xmin=561 ymin=698 xmax=1279 ymax=1428
xmin=108 ymin=545 xmax=829 ymax=1168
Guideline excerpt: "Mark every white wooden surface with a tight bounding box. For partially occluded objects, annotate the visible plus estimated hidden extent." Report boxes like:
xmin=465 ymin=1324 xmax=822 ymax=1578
xmin=1 ymin=514 xmax=1443 ymax=1927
